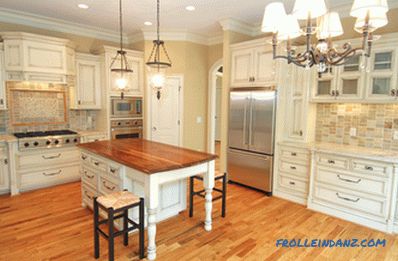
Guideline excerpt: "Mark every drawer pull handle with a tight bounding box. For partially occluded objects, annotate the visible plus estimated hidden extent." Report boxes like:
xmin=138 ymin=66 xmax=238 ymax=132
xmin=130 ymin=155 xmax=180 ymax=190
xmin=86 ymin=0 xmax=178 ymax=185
xmin=81 ymin=155 xmax=87 ymax=160
xmin=84 ymin=191 xmax=93 ymax=201
xmin=337 ymin=175 xmax=361 ymax=184
xmin=94 ymin=161 xmax=100 ymax=166
xmin=289 ymin=181 xmax=295 ymax=185
xmin=336 ymin=192 xmax=360 ymax=203
xmin=290 ymin=166 xmax=297 ymax=170
xmin=291 ymin=152 xmax=297 ymax=156
xmin=43 ymin=170 xmax=62 ymax=176
xmin=84 ymin=171 xmax=95 ymax=179
xmin=42 ymin=154 xmax=61 ymax=159
xmin=365 ymin=166 xmax=374 ymax=171
xmin=328 ymin=160 xmax=335 ymax=164
xmin=103 ymin=181 xmax=116 ymax=191
xmin=110 ymin=168 xmax=117 ymax=173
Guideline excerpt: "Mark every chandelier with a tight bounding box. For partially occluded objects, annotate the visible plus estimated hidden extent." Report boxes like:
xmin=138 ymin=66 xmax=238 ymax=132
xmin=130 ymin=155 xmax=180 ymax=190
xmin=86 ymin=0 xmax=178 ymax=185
xmin=262 ymin=0 xmax=389 ymax=75
xmin=146 ymin=0 xmax=172 ymax=100
xmin=110 ymin=0 xmax=133 ymax=99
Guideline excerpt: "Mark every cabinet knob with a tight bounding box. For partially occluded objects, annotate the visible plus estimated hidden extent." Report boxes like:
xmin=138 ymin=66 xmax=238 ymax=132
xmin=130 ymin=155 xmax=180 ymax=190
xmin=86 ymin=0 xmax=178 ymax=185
xmin=299 ymin=130 xmax=303 ymax=136
xmin=0 ymin=99 xmax=3 ymax=105
xmin=391 ymin=89 xmax=396 ymax=97
xmin=78 ymin=100 xmax=81 ymax=105
xmin=335 ymin=90 xmax=340 ymax=97
xmin=331 ymin=90 xmax=335 ymax=96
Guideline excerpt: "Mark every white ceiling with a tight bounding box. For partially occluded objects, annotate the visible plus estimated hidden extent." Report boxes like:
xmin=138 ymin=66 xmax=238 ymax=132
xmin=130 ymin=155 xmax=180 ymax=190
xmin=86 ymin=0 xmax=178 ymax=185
xmin=0 ymin=0 xmax=361 ymax=38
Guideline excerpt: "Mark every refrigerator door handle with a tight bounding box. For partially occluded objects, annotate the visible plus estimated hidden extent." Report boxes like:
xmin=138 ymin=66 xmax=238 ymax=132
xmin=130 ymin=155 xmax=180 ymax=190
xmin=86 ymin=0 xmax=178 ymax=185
xmin=249 ymin=98 xmax=254 ymax=145
xmin=244 ymin=97 xmax=250 ymax=145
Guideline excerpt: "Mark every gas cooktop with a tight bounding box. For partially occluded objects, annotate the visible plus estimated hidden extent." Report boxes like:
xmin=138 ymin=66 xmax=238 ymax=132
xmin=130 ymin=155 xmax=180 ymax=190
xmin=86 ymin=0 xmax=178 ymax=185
xmin=13 ymin=130 xmax=80 ymax=151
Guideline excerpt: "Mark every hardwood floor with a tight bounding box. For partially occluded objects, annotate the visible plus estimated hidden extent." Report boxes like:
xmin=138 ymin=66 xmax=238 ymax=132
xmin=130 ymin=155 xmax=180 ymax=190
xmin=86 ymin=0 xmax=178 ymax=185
xmin=1 ymin=180 xmax=398 ymax=261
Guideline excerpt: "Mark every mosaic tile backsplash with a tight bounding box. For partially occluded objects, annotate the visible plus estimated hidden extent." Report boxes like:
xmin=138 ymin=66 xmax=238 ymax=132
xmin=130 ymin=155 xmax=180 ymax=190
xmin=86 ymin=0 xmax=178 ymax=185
xmin=316 ymin=103 xmax=398 ymax=151
xmin=0 ymin=80 xmax=97 ymax=134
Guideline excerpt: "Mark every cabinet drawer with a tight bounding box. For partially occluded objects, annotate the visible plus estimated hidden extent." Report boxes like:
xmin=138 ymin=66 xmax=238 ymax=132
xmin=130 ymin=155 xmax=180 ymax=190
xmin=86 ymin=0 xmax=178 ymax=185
xmin=17 ymin=149 xmax=79 ymax=170
xmin=280 ymin=146 xmax=309 ymax=161
xmin=313 ymin=185 xmax=388 ymax=219
xmin=279 ymin=160 xmax=309 ymax=178
xmin=99 ymin=176 xmax=120 ymax=195
xmin=82 ymin=183 xmax=98 ymax=208
xmin=89 ymin=156 xmax=107 ymax=172
xmin=351 ymin=159 xmax=391 ymax=177
xmin=20 ymin=165 xmax=80 ymax=191
xmin=279 ymin=174 xmax=308 ymax=194
xmin=81 ymin=167 xmax=97 ymax=189
xmin=317 ymin=154 xmax=349 ymax=170
xmin=316 ymin=169 xmax=389 ymax=197
xmin=108 ymin=165 xmax=121 ymax=179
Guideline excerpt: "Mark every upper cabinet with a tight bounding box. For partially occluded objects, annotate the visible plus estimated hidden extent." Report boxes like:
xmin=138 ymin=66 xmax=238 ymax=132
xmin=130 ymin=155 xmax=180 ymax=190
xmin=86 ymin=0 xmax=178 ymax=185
xmin=103 ymin=46 xmax=144 ymax=97
xmin=70 ymin=53 xmax=102 ymax=110
xmin=311 ymin=35 xmax=398 ymax=103
xmin=1 ymin=32 xmax=75 ymax=84
xmin=0 ymin=45 xmax=7 ymax=110
xmin=230 ymin=38 xmax=276 ymax=87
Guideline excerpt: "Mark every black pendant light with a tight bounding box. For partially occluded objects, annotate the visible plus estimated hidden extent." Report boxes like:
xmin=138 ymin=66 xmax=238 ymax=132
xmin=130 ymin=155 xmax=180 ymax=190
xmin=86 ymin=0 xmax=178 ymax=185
xmin=110 ymin=0 xmax=133 ymax=99
xmin=146 ymin=0 xmax=172 ymax=100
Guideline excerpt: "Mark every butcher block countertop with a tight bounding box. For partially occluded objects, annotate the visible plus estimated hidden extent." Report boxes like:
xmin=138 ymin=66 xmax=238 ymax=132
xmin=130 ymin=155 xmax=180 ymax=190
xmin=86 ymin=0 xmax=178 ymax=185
xmin=77 ymin=139 xmax=218 ymax=174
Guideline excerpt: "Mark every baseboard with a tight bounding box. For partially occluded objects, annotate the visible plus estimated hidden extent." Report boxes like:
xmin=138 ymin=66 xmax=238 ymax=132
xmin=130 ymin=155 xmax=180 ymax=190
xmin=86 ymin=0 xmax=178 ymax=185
xmin=273 ymin=190 xmax=307 ymax=205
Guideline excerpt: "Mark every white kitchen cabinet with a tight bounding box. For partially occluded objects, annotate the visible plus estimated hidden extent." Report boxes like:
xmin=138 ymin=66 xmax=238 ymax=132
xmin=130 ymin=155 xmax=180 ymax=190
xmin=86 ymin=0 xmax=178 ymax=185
xmin=0 ymin=144 xmax=10 ymax=194
xmin=365 ymin=47 xmax=398 ymax=101
xmin=230 ymin=38 xmax=276 ymax=87
xmin=335 ymin=54 xmax=364 ymax=100
xmin=72 ymin=53 xmax=102 ymax=110
xmin=1 ymin=32 xmax=74 ymax=84
xmin=0 ymin=47 xmax=7 ymax=110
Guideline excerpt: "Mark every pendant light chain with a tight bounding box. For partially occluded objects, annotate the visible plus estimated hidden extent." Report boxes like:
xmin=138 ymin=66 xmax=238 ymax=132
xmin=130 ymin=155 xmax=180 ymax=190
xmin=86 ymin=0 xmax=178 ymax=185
xmin=119 ymin=0 xmax=123 ymax=52
xmin=157 ymin=0 xmax=160 ymax=42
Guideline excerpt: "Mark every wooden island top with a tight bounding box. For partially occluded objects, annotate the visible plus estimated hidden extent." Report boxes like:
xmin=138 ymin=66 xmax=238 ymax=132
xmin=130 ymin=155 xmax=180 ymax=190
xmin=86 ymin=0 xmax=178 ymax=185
xmin=77 ymin=139 xmax=217 ymax=174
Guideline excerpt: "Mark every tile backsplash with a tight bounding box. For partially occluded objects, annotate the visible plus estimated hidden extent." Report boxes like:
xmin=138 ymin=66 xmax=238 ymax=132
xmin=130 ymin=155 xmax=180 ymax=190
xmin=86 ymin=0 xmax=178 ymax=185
xmin=316 ymin=103 xmax=398 ymax=151
xmin=0 ymin=80 xmax=97 ymax=134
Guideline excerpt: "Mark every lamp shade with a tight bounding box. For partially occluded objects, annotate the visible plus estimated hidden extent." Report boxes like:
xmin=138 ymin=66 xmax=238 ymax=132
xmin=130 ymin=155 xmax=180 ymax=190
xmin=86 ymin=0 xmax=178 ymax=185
xmin=354 ymin=12 xmax=388 ymax=33
xmin=261 ymin=2 xmax=287 ymax=33
xmin=350 ymin=0 xmax=389 ymax=19
xmin=317 ymin=12 xmax=344 ymax=39
xmin=292 ymin=0 xmax=327 ymax=20
xmin=277 ymin=15 xmax=302 ymax=41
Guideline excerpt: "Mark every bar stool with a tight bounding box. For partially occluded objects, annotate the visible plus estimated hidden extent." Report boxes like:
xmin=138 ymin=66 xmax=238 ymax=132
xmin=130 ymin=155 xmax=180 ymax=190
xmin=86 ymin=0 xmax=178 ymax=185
xmin=94 ymin=190 xmax=145 ymax=261
xmin=189 ymin=172 xmax=227 ymax=218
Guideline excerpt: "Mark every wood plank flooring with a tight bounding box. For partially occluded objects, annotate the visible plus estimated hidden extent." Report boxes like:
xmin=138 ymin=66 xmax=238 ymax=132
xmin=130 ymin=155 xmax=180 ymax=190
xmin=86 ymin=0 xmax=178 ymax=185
xmin=1 ymin=181 xmax=398 ymax=261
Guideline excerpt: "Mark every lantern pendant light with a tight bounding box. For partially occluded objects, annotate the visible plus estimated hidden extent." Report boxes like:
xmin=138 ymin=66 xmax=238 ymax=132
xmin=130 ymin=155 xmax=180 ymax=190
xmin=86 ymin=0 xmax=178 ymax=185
xmin=110 ymin=0 xmax=133 ymax=99
xmin=146 ymin=0 xmax=172 ymax=100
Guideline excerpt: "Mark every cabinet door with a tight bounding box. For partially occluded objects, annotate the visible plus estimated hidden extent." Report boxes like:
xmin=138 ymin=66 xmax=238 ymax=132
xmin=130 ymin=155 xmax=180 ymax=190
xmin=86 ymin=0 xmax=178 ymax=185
xmin=110 ymin=56 xmax=143 ymax=96
xmin=336 ymin=55 xmax=363 ymax=100
xmin=0 ymin=50 xmax=6 ymax=110
xmin=76 ymin=59 xmax=101 ymax=109
xmin=311 ymin=66 xmax=337 ymax=101
xmin=365 ymin=48 xmax=397 ymax=101
xmin=231 ymin=49 xmax=253 ymax=87
xmin=252 ymin=47 xmax=275 ymax=86
xmin=0 ymin=155 xmax=9 ymax=194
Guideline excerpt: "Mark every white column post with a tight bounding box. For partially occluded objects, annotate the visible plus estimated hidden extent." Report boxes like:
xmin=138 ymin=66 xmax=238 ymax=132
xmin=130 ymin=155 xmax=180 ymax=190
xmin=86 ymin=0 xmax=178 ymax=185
xmin=145 ymin=175 xmax=159 ymax=260
xmin=203 ymin=160 xmax=215 ymax=231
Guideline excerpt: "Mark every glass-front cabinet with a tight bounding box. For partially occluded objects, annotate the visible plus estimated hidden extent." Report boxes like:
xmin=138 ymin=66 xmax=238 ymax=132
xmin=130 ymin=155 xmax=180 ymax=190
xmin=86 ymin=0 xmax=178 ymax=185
xmin=365 ymin=48 xmax=398 ymax=101
xmin=312 ymin=65 xmax=339 ymax=101
xmin=335 ymin=54 xmax=364 ymax=100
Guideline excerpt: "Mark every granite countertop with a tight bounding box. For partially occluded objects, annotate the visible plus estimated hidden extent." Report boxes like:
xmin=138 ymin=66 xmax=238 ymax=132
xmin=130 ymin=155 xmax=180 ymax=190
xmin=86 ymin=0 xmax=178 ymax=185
xmin=78 ymin=139 xmax=218 ymax=174
xmin=279 ymin=141 xmax=398 ymax=163
xmin=75 ymin=130 xmax=107 ymax=136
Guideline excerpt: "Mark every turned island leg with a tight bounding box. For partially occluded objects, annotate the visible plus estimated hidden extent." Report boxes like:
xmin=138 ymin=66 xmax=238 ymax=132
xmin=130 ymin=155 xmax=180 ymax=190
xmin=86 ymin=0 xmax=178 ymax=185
xmin=203 ymin=160 xmax=215 ymax=231
xmin=145 ymin=176 xmax=159 ymax=260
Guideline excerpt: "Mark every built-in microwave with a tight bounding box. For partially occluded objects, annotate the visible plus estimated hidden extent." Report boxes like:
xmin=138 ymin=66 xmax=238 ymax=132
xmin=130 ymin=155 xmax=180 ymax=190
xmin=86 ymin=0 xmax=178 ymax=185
xmin=111 ymin=97 xmax=142 ymax=118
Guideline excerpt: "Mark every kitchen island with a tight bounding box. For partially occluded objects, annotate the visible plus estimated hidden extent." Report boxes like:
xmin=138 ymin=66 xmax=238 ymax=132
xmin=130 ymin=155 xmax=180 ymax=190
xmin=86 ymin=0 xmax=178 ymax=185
xmin=77 ymin=139 xmax=217 ymax=260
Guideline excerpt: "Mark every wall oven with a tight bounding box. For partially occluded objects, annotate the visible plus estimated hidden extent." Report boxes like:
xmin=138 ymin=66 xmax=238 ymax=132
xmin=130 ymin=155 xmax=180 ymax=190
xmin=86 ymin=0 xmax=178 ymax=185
xmin=111 ymin=119 xmax=143 ymax=139
xmin=111 ymin=97 xmax=142 ymax=118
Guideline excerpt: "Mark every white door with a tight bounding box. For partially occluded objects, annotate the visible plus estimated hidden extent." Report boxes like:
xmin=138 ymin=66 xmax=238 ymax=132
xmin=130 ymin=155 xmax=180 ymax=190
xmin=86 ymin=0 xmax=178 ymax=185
xmin=150 ymin=76 xmax=182 ymax=146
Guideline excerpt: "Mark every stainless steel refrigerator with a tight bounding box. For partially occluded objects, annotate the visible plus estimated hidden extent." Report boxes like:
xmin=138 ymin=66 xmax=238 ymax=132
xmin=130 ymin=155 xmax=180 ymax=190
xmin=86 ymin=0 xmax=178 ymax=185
xmin=227 ymin=88 xmax=276 ymax=195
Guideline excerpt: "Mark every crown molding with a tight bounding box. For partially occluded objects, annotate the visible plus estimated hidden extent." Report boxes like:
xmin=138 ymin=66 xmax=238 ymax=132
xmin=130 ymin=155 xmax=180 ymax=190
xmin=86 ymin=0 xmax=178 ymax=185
xmin=219 ymin=18 xmax=258 ymax=36
xmin=141 ymin=30 xmax=223 ymax=46
xmin=0 ymin=7 xmax=125 ymax=43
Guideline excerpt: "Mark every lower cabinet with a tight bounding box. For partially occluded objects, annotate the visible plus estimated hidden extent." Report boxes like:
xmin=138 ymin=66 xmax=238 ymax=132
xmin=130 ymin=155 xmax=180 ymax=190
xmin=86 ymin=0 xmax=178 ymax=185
xmin=308 ymin=151 xmax=396 ymax=233
xmin=0 ymin=143 xmax=9 ymax=194
xmin=274 ymin=144 xmax=310 ymax=205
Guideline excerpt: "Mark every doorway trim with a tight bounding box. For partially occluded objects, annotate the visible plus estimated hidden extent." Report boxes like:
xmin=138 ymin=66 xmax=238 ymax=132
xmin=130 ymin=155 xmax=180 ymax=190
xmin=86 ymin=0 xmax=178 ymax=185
xmin=145 ymin=74 xmax=184 ymax=146
xmin=207 ymin=59 xmax=223 ymax=154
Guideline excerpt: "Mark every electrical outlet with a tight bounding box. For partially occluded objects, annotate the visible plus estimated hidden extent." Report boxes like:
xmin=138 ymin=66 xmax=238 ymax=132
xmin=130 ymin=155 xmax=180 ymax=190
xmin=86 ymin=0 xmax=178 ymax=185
xmin=349 ymin=128 xmax=357 ymax=137
xmin=196 ymin=116 xmax=202 ymax=124
xmin=394 ymin=131 xmax=398 ymax=140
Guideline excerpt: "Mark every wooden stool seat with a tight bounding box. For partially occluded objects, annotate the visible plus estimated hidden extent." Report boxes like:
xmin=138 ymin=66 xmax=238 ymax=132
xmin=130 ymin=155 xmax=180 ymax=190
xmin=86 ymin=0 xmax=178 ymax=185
xmin=97 ymin=191 xmax=140 ymax=210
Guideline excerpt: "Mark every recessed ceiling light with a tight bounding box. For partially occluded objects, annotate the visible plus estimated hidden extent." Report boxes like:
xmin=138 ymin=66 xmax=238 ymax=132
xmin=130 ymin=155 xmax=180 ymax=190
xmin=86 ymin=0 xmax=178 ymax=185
xmin=185 ymin=5 xmax=195 ymax=11
xmin=78 ymin=4 xmax=89 ymax=9
xmin=144 ymin=21 xmax=153 ymax=26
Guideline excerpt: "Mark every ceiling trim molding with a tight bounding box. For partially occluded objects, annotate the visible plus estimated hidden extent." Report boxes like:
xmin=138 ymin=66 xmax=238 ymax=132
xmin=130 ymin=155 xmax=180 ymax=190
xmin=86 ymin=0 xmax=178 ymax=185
xmin=141 ymin=30 xmax=223 ymax=46
xmin=0 ymin=7 xmax=125 ymax=43
xmin=219 ymin=18 xmax=258 ymax=36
